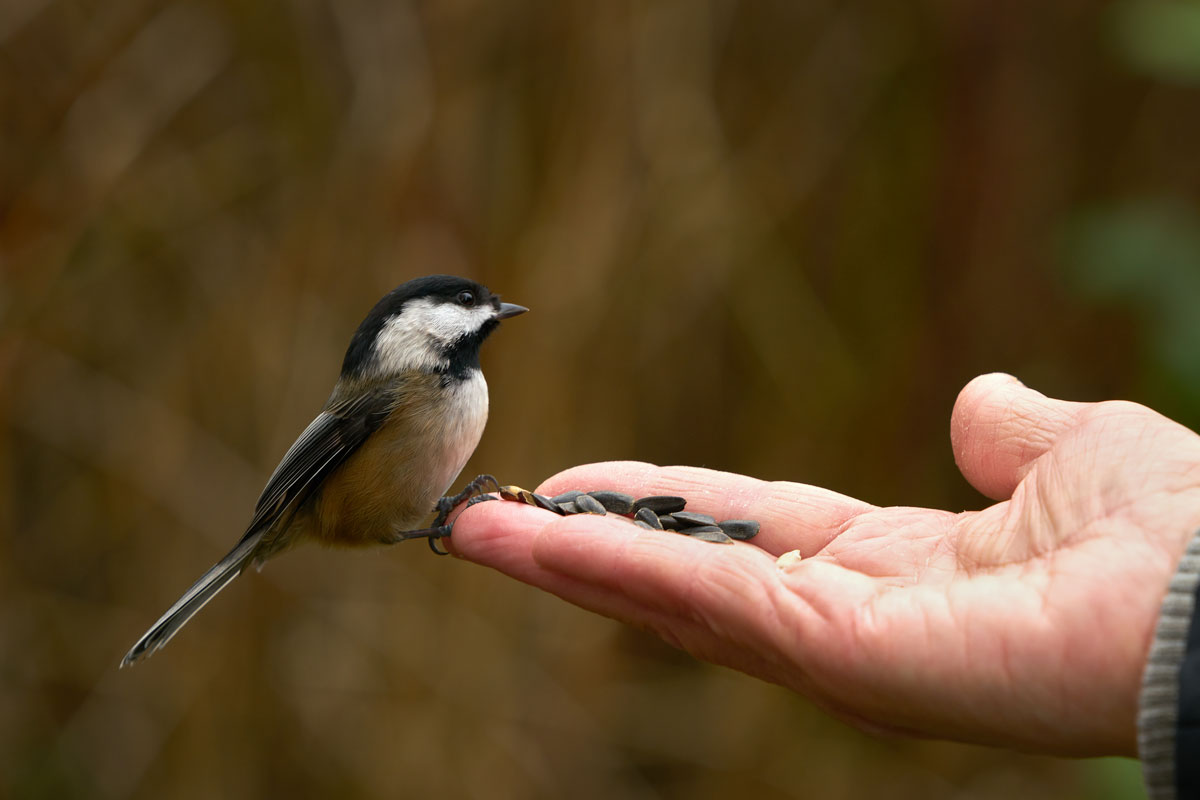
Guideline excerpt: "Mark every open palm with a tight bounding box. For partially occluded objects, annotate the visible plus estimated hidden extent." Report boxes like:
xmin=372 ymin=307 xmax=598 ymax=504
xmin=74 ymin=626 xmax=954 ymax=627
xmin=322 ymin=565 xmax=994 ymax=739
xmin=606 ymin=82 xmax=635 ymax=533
xmin=451 ymin=374 xmax=1200 ymax=756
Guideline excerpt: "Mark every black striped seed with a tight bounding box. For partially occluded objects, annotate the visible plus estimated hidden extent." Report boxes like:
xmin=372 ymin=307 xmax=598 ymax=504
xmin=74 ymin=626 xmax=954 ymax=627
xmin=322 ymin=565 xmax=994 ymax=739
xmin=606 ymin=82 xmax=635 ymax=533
xmin=634 ymin=508 xmax=664 ymax=529
xmin=632 ymin=495 xmax=686 ymax=515
xmin=551 ymin=490 xmax=585 ymax=506
xmin=588 ymin=491 xmax=634 ymax=514
xmin=718 ymin=519 xmax=760 ymax=540
xmin=532 ymin=493 xmax=565 ymax=514
xmin=689 ymin=529 xmax=734 ymax=544
xmin=672 ymin=511 xmax=717 ymax=528
xmin=573 ymin=494 xmax=607 ymax=515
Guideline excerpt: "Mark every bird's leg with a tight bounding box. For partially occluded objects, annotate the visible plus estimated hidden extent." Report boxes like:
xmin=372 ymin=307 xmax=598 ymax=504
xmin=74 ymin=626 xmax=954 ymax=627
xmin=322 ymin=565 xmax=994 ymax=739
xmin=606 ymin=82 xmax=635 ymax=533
xmin=431 ymin=474 xmax=501 ymax=527
xmin=420 ymin=494 xmax=498 ymax=554
xmin=385 ymin=524 xmax=452 ymax=547
xmin=383 ymin=475 xmax=502 ymax=555
xmin=426 ymin=474 xmax=501 ymax=555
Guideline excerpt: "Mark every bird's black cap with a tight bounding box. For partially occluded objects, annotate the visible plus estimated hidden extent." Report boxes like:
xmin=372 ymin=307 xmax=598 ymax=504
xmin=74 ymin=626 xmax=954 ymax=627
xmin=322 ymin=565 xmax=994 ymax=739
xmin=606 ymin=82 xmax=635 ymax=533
xmin=340 ymin=275 xmax=508 ymax=378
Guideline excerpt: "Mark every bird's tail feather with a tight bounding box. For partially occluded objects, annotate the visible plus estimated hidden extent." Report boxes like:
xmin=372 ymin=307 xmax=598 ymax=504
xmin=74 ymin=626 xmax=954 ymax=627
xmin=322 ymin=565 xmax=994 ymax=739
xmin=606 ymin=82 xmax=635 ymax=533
xmin=120 ymin=533 xmax=262 ymax=667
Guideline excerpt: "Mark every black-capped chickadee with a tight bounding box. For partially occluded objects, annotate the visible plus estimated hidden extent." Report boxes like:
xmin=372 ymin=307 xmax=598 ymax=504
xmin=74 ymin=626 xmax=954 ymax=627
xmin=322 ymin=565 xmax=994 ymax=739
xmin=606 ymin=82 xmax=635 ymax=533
xmin=121 ymin=275 xmax=526 ymax=667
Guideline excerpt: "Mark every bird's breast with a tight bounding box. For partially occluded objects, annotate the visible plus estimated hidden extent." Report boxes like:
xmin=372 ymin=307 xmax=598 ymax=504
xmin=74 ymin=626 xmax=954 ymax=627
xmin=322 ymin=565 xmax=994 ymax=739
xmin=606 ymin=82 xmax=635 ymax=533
xmin=430 ymin=369 xmax=490 ymax=496
xmin=308 ymin=370 xmax=489 ymax=546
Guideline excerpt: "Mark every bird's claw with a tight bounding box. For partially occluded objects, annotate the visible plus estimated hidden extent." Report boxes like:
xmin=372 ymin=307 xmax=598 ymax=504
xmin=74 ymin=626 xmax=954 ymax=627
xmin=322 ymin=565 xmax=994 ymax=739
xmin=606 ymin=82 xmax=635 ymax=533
xmin=408 ymin=474 xmax=502 ymax=556
xmin=405 ymin=478 xmax=557 ymax=556
xmin=432 ymin=474 xmax=501 ymax=527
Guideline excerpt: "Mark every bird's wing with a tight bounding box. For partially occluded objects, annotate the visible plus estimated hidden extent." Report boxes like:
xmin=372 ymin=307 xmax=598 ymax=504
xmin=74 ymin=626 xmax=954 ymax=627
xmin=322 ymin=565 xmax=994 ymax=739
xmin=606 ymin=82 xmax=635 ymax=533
xmin=239 ymin=386 xmax=396 ymax=541
xmin=120 ymin=385 xmax=399 ymax=666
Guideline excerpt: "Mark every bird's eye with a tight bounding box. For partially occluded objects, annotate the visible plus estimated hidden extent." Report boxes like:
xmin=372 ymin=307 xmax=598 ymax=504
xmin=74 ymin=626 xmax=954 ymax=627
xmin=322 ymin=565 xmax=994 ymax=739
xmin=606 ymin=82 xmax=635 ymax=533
xmin=457 ymin=290 xmax=475 ymax=306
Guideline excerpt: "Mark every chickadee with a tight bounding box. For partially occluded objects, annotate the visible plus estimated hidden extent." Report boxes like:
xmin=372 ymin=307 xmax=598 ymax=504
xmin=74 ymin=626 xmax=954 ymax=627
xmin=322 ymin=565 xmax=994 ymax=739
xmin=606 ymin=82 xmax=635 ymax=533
xmin=121 ymin=275 xmax=526 ymax=667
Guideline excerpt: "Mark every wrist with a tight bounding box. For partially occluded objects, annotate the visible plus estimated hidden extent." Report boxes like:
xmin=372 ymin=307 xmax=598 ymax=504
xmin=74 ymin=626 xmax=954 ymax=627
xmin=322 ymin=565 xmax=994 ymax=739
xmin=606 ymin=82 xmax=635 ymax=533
xmin=1138 ymin=529 xmax=1200 ymax=799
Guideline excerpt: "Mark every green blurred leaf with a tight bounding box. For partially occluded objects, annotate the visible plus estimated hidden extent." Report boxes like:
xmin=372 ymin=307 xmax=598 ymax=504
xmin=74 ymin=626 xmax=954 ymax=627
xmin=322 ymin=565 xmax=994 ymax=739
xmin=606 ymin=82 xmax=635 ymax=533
xmin=1067 ymin=200 xmax=1200 ymax=296
xmin=1080 ymin=757 xmax=1147 ymax=800
xmin=1064 ymin=199 xmax=1200 ymax=395
xmin=1109 ymin=0 xmax=1200 ymax=83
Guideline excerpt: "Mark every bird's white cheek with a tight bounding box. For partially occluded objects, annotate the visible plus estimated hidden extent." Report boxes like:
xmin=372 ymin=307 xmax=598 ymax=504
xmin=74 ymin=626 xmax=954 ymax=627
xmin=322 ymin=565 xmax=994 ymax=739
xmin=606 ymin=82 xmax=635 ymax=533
xmin=375 ymin=310 xmax=445 ymax=372
xmin=373 ymin=301 xmax=495 ymax=374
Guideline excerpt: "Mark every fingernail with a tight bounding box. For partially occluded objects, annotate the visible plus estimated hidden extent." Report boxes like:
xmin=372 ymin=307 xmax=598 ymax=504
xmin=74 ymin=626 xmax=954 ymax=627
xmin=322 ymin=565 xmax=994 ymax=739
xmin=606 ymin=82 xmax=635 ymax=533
xmin=776 ymin=550 xmax=803 ymax=570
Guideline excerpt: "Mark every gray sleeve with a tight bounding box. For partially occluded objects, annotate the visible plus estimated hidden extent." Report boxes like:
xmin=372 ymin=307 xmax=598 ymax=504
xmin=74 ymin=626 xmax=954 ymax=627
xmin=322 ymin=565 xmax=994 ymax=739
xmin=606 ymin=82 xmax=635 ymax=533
xmin=1139 ymin=531 xmax=1200 ymax=800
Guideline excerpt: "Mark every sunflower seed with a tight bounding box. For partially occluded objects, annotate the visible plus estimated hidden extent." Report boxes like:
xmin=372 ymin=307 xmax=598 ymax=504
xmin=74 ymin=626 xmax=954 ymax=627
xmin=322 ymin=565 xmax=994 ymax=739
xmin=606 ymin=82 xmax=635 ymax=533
xmin=634 ymin=520 xmax=655 ymax=530
xmin=689 ymin=529 xmax=735 ymax=544
xmin=532 ymin=493 xmax=565 ymax=514
xmin=499 ymin=486 xmax=538 ymax=505
xmin=657 ymin=514 xmax=680 ymax=530
xmin=672 ymin=511 xmax=717 ymax=529
xmin=551 ymin=490 xmax=585 ymax=506
xmin=632 ymin=495 xmax=686 ymax=515
xmin=681 ymin=525 xmax=722 ymax=535
xmin=573 ymin=493 xmax=607 ymax=515
xmin=634 ymin=507 xmax=664 ymax=529
xmin=588 ymin=491 xmax=634 ymax=514
xmin=718 ymin=519 xmax=760 ymax=540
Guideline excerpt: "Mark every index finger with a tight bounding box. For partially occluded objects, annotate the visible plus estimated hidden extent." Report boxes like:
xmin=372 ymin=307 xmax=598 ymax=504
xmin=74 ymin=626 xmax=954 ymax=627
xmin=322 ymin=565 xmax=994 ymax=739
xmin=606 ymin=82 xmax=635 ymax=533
xmin=538 ymin=461 xmax=875 ymax=558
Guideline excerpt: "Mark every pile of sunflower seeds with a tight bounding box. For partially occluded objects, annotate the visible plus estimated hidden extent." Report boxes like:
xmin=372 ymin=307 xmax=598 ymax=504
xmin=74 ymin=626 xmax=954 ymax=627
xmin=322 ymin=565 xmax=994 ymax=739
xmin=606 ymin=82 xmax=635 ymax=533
xmin=497 ymin=486 xmax=759 ymax=544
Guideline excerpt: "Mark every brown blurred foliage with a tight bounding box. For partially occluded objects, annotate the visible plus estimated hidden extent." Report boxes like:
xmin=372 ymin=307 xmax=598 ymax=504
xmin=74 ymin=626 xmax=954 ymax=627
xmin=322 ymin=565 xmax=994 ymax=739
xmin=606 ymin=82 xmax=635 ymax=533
xmin=4 ymin=0 xmax=1200 ymax=797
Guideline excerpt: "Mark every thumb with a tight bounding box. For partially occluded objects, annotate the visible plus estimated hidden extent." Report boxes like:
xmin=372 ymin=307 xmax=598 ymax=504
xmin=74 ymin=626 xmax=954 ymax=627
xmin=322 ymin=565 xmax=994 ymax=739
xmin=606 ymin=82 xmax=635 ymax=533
xmin=950 ymin=373 xmax=1088 ymax=500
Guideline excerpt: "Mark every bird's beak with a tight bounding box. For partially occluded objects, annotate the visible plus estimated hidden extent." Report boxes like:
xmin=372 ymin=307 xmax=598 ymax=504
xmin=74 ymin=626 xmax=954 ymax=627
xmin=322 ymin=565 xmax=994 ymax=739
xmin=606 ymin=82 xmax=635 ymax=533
xmin=496 ymin=302 xmax=528 ymax=320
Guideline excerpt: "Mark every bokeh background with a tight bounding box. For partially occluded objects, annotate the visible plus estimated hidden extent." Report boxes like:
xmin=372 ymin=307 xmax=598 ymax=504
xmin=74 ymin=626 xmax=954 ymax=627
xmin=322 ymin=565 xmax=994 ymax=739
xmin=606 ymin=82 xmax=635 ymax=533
xmin=4 ymin=0 xmax=1200 ymax=797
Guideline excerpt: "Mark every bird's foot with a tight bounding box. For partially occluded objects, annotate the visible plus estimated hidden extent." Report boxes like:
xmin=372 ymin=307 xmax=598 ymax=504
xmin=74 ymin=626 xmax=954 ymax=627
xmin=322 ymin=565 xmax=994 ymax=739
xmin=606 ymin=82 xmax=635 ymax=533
xmin=384 ymin=524 xmax=455 ymax=554
xmin=432 ymin=474 xmax=501 ymax=527
xmin=402 ymin=475 xmax=502 ymax=555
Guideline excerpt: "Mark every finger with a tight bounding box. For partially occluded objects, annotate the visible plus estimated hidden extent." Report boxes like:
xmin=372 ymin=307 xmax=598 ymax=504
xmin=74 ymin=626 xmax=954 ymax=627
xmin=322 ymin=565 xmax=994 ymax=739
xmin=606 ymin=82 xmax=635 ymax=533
xmin=450 ymin=497 xmax=777 ymax=618
xmin=950 ymin=373 xmax=1089 ymax=500
xmin=450 ymin=498 xmax=823 ymax=688
xmin=447 ymin=500 xmax=660 ymax=618
xmin=536 ymin=461 xmax=875 ymax=558
xmin=446 ymin=502 xmax=700 ymax=647
xmin=448 ymin=498 xmax=782 ymax=639
xmin=454 ymin=497 xmax=818 ymax=648
xmin=452 ymin=495 xmax=971 ymax=736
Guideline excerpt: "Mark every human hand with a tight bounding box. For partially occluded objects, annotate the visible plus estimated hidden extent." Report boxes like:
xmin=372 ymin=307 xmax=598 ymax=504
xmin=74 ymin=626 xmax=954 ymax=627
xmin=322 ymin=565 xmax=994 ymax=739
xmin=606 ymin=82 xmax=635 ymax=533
xmin=449 ymin=374 xmax=1200 ymax=756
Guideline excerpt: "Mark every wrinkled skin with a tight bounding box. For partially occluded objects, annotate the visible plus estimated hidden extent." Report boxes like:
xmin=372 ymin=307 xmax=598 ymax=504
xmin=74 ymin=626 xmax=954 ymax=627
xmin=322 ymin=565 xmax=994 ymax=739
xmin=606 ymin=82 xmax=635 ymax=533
xmin=450 ymin=374 xmax=1200 ymax=756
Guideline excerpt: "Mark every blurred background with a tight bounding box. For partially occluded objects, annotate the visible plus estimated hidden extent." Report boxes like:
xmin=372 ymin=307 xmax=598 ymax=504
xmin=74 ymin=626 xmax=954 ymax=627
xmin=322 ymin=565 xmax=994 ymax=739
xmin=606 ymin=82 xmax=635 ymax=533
xmin=3 ymin=0 xmax=1200 ymax=797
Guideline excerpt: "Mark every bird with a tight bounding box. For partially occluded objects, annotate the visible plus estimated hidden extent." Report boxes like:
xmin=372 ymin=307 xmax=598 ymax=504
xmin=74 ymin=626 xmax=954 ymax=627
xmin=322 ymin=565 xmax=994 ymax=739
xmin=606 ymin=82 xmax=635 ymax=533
xmin=121 ymin=275 xmax=526 ymax=666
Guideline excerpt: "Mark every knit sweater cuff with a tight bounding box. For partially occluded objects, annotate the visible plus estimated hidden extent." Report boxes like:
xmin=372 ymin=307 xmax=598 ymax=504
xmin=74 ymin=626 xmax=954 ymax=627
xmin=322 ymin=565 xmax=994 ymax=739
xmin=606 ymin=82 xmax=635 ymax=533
xmin=1139 ymin=531 xmax=1200 ymax=800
